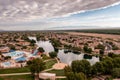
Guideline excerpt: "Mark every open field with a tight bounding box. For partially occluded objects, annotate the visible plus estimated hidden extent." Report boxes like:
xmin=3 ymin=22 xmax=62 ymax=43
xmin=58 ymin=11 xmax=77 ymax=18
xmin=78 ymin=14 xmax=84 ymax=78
xmin=67 ymin=32 xmax=120 ymax=40
xmin=66 ymin=29 xmax=120 ymax=35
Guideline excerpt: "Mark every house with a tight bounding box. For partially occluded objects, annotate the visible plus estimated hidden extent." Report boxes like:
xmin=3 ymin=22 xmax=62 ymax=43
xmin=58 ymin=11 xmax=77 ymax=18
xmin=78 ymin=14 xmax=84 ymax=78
xmin=39 ymin=72 xmax=56 ymax=80
xmin=113 ymin=50 xmax=120 ymax=54
xmin=94 ymin=49 xmax=100 ymax=54
xmin=0 ymin=47 xmax=10 ymax=53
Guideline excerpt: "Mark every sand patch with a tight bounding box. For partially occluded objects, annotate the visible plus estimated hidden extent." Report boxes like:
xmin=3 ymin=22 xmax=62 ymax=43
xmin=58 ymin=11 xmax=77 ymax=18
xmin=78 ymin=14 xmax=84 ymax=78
xmin=52 ymin=63 xmax=68 ymax=70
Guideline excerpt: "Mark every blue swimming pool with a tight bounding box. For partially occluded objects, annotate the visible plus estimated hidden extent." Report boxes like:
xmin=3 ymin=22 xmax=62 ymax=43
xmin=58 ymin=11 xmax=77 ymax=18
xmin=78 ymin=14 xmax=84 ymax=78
xmin=7 ymin=51 xmax=24 ymax=57
xmin=3 ymin=62 xmax=11 ymax=66
xmin=15 ymin=57 xmax=26 ymax=62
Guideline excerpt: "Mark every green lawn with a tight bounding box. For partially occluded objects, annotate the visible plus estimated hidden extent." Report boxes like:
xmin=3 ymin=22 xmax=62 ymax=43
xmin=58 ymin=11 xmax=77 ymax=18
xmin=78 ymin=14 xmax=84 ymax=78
xmin=0 ymin=67 xmax=30 ymax=74
xmin=0 ymin=59 xmax=57 ymax=74
xmin=45 ymin=59 xmax=57 ymax=69
xmin=47 ymin=69 xmax=65 ymax=76
xmin=0 ymin=74 xmax=34 ymax=80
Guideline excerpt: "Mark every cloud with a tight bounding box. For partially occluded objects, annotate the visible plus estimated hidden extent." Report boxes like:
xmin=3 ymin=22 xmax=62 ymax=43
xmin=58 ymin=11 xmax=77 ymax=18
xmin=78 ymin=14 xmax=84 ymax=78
xmin=0 ymin=0 xmax=120 ymax=22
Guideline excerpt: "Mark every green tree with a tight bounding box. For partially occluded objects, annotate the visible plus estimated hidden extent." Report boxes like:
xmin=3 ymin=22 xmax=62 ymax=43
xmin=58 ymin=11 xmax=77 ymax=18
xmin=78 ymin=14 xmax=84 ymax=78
xmin=113 ymin=57 xmax=120 ymax=68
xmin=112 ymin=68 xmax=120 ymax=78
xmin=108 ymin=52 xmax=116 ymax=58
xmin=112 ymin=45 xmax=119 ymax=50
xmin=65 ymin=72 xmax=87 ymax=80
xmin=71 ymin=60 xmax=91 ymax=76
xmin=83 ymin=45 xmax=88 ymax=52
xmin=102 ymin=60 xmax=114 ymax=74
xmin=27 ymin=58 xmax=45 ymax=79
xmin=49 ymin=52 xmax=57 ymax=58
xmin=65 ymin=72 xmax=75 ymax=80
xmin=8 ymin=44 xmax=16 ymax=50
xmin=64 ymin=66 xmax=72 ymax=75
xmin=0 ymin=51 xmax=2 ymax=55
xmin=75 ymin=72 xmax=87 ymax=80
xmin=4 ymin=56 xmax=11 ymax=60
xmin=50 ymin=38 xmax=61 ymax=48
xmin=99 ymin=49 xmax=104 ymax=55
xmin=95 ymin=44 xmax=105 ymax=50
xmin=91 ymin=62 xmax=104 ymax=75
xmin=38 ymin=47 xmax=45 ymax=53
xmin=87 ymin=48 xmax=92 ymax=53
xmin=83 ymin=45 xmax=92 ymax=53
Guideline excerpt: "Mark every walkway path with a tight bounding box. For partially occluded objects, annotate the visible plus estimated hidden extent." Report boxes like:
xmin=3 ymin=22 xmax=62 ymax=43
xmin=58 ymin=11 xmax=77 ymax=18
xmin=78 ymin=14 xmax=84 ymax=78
xmin=43 ymin=59 xmax=55 ymax=62
xmin=56 ymin=76 xmax=66 ymax=78
xmin=0 ymin=72 xmax=31 ymax=76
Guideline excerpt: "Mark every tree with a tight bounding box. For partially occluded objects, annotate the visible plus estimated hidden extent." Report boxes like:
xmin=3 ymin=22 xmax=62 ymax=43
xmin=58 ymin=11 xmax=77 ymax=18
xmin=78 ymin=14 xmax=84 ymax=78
xmin=8 ymin=44 xmax=16 ymax=50
xmin=112 ymin=45 xmax=119 ymax=50
xmin=4 ymin=56 xmax=11 ymax=60
xmin=83 ymin=45 xmax=88 ymax=52
xmin=108 ymin=52 xmax=116 ymax=58
xmin=83 ymin=45 xmax=92 ymax=53
xmin=91 ymin=62 xmax=104 ymax=75
xmin=49 ymin=52 xmax=57 ymax=58
xmin=102 ymin=59 xmax=114 ymax=74
xmin=87 ymin=48 xmax=92 ymax=53
xmin=75 ymin=72 xmax=87 ymax=80
xmin=38 ymin=47 xmax=45 ymax=53
xmin=0 ymin=51 xmax=2 ymax=55
xmin=112 ymin=68 xmax=120 ymax=78
xmin=27 ymin=58 xmax=45 ymax=79
xmin=99 ymin=49 xmax=104 ymax=55
xmin=65 ymin=72 xmax=87 ymax=80
xmin=36 ymin=35 xmax=40 ymax=41
xmin=64 ymin=66 xmax=72 ymax=75
xmin=71 ymin=60 xmax=91 ymax=76
xmin=50 ymin=38 xmax=61 ymax=48
xmin=30 ymin=39 xmax=36 ymax=44
xmin=113 ymin=57 xmax=120 ymax=68
xmin=95 ymin=44 xmax=105 ymax=50
xmin=65 ymin=72 xmax=75 ymax=80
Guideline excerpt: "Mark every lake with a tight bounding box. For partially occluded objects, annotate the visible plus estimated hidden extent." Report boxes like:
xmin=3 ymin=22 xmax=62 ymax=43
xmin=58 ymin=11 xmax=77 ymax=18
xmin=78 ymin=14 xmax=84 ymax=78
xmin=28 ymin=37 xmax=99 ymax=65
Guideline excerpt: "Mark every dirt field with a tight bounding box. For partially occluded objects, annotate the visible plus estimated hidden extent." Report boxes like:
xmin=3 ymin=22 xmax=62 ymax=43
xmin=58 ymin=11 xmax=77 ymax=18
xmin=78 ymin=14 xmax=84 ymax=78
xmin=66 ymin=32 xmax=120 ymax=40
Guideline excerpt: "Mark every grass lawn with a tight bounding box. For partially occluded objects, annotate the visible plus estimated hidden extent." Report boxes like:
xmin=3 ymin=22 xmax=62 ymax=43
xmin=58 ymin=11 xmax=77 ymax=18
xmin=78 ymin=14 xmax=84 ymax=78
xmin=45 ymin=59 xmax=57 ymax=69
xmin=0 ymin=74 xmax=33 ymax=80
xmin=47 ymin=69 xmax=65 ymax=76
xmin=0 ymin=59 xmax=57 ymax=74
xmin=0 ymin=67 xmax=30 ymax=74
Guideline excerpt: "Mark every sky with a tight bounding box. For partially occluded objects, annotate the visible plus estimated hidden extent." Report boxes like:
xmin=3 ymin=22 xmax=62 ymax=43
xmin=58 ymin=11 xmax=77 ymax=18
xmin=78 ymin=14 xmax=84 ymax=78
xmin=0 ymin=0 xmax=120 ymax=31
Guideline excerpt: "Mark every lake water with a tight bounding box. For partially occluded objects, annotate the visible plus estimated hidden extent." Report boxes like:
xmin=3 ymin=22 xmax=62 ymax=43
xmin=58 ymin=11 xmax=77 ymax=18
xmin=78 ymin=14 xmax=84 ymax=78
xmin=28 ymin=37 xmax=99 ymax=65
xmin=58 ymin=50 xmax=99 ymax=65
xmin=28 ymin=37 xmax=54 ymax=53
xmin=36 ymin=41 xmax=54 ymax=53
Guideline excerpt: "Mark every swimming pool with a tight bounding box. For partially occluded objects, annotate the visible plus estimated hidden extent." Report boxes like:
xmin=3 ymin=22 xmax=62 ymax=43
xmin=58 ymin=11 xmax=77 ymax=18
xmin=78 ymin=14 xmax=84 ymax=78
xmin=8 ymin=51 xmax=24 ymax=57
xmin=0 ymin=62 xmax=11 ymax=68
xmin=3 ymin=62 xmax=11 ymax=66
xmin=15 ymin=57 xmax=26 ymax=62
xmin=3 ymin=51 xmax=25 ymax=59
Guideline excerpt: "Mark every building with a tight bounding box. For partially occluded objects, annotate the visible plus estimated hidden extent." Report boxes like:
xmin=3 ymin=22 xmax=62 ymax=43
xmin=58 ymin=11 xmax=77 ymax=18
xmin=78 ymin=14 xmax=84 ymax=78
xmin=39 ymin=73 xmax=56 ymax=80
xmin=0 ymin=47 xmax=10 ymax=53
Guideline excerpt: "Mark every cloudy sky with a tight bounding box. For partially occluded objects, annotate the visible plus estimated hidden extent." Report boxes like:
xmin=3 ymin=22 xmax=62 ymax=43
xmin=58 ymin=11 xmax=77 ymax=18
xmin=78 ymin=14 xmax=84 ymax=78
xmin=0 ymin=0 xmax=120 ymax=30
